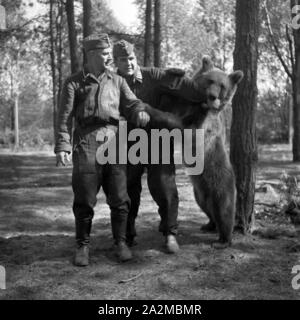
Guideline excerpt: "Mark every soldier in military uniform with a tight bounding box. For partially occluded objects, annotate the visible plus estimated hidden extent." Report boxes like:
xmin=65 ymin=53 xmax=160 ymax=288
xmin=113 ymin=40 xmax=205 ymax=253
xmin=55 ymin=34 xmax=150 ymax=266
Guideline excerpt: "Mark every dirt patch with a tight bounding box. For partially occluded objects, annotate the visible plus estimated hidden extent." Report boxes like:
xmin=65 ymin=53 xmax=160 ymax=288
xmin=0 ymin=146 xmax=300 ymax=299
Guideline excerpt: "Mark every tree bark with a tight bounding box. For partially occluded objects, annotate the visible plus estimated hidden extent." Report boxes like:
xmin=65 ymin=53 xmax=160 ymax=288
xmin=0 ymin=2 xmax=6 ymax=30
xmin=83 ymin=0 xmax=92 ymax=38
xmin=56 ymin=0 xmax=64 ymax=103
xmin=14 ymin=92 xmax=19 ymax=150
xmin=49 ymin=0 xmax=57 ymax=141
xmin=144 ymin=0 xmax=152 ymax=67
xmin=291 ymin=0 xmax=300 ymax=161
xmin=289 ymin=92 xmax=294 ymax=146
xmin=14 ymin=50 xmax=20 ymax=150
xmin=65 ymin=0 xmax=80 ymax=74
xmin=230 ymin=0 xmax=259 ymax=233
xmin=154 ymin=0 xmax=161 ymax=67
xmin=9 ymin=66 xmax=14 ymax=131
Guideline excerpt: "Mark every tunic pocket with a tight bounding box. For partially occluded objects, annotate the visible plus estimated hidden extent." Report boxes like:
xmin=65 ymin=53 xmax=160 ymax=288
xmin=72 ymin=131 xmax=97 ymax=174
xmin=76 ymin=84 xmax=99 ymax=122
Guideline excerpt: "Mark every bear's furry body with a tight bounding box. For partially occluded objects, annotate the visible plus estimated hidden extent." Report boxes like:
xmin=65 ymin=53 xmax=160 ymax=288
xmin=142 ymin=58 xmax=243 ymax=247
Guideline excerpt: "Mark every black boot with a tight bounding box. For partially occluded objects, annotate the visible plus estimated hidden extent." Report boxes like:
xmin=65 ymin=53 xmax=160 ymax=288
xmin=111 ymin=214 xmax=133 ymax=261
xmin=126 ymin=236 xmax=138 ymax=247
xmin=75 ymin=219 xmax=92 ymax=246
xmin=165 ymin=234 xmax=179 ymax=254
xmin=74 ymin=245 xmax=89 ymax=266
xmin=115 ymin=241 xmax=132 ymax=262
xmin=74 ymin=219 xmax=92 ymax=266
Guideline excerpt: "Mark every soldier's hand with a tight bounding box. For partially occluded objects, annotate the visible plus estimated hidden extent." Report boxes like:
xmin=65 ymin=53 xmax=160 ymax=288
xmin=137 ymin=111 xmax=150 ymax=127
xmin=56 ymin=151 xmax=71 ymax=167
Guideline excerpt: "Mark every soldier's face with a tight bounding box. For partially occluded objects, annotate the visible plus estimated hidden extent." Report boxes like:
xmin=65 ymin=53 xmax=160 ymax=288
xmin=115 ymin=53 xmax=138 ymax=77
xmin=87 ymin=47 xmax=113 ymax=72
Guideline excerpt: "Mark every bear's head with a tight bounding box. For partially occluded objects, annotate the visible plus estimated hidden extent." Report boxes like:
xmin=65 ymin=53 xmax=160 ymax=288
xmin=192 ymin=56 xmax=244 ymax=111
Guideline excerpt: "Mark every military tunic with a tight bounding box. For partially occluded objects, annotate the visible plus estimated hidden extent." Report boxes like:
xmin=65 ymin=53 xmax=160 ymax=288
xmin=55 ymin=69 xmax=147 ymax=245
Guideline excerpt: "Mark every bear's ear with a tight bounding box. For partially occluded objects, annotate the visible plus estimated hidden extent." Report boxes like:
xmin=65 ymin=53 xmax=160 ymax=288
xmin=229 ymin=70 xmax=244 ymax=84
xmin=192 ymin=56 xmax=213 ymax=81
xmin=201 ymin=55 xmax=214 ymax=73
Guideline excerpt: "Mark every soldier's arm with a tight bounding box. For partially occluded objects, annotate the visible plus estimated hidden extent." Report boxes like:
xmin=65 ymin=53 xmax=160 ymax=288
xmin=54 ymin=78 xmax=75 ymax=154
xmin=119 ymin=77 xmax=149 ymax=127
xmin=149 ymin=67 xmax=206 ymax=103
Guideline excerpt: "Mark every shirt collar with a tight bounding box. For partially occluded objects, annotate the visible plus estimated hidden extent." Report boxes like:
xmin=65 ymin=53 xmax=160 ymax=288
xmin=135 ymin=66 xmax=143 ymax=83
xmin=117 ymin=66 xmax=143 ymax=84
xmin=82 ymin=67 xmax=113 ymax=82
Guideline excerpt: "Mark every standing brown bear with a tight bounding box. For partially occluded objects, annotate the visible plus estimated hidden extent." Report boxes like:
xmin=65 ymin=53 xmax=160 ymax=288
xmin=145 ymin=56 xmax=244 ymax=248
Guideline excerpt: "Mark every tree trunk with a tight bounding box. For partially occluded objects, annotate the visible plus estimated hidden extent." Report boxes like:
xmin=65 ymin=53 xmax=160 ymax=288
xmin=14 ymin=51 xmax=20 ymax=151
xmin=83 ymin=0 xmax=92 ymax=38
xmin=56 ymin=0 xmax=64 ymax=105
xmin=65 ymin=0 xmax=80 ymax=74
xmin=292 ymin=77 xmax=300 ymax=161
xmin=289 ymin=95 xmax=294 ymax=146
xmin=14 ymin=92 xmax=19 ymax=150
xmin=49 ymin=0 xmax=57 ymax=141
xmin=0 ymin=2 xmax=6 ymax=30
xmin=9 ymin=67 xmax=14 ymax=131
xmin=144 ymin=0 xmax=152 ymax=67
xmin=154 ymin=0 xmax=161 ymax=67
xmin=230 ymin=0 xmax=259 ymax=233
xmin=291 ymin=0 xmax=300 ymax=161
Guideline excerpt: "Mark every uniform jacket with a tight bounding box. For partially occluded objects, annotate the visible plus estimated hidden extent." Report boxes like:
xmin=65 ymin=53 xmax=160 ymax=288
xmin=55 ymin=69 xmax=146 ymax=154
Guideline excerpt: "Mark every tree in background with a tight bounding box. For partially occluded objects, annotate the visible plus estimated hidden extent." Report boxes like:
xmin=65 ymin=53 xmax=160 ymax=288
xmin=89 ymin=0 xmax=124 ymax=34
xmin=144 ymin=0 xmax=152 ymax=66
xmin=291 ymin=0 xmax=300 ymax=161
xmin=153 ymin=0 xmax=161 ymax=67
xmin=65 ymin=0 xmax=79 ymax=74
xmin=0 ymin=0 xmax=37 ymax=149
xmin=0 ymin=0 xmax=296 ymax=150
xmin=192 ymin=0 xmax=235 ymax=69
xmin=0 ymin=0 xmax=137 ymax=150
xmin=83 ymin=0 xmax=92 ymax=38
xmin=0 ymin=0 xmax=53 ymax=149
xmin=49 ymin=0 xmax=57 ymax=139
xmin=0 ymin=0 xmax=22 ymax=149
xmin=263 ymin=0 xmax=300 ymax=161
xmin=49 ymin=0 xmax=68 ymax=140
xmin=136 ymin=0 xmax=236 ymax=72
xmin=230 ymin=0 xmax=260 ymax=233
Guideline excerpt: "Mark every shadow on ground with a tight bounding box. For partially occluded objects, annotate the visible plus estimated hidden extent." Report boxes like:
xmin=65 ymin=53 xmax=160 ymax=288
xmin=0 ymin=148 xmax=299 ymax=299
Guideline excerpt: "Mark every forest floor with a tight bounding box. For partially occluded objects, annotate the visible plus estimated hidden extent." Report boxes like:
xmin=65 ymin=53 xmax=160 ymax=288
xmin=0 ymin=144 xmax=299 ymax=300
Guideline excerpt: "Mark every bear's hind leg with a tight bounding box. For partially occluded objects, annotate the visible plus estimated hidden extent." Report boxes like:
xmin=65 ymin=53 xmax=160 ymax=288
xmin=211 ymin=192 xmax=235 ymax=249
xmin=192 ymin=179 xmax=217 ymax=233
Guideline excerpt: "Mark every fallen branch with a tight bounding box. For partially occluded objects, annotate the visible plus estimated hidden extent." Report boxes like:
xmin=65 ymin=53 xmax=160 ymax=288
xmin=118 ymin=272 xmax=143 ymax=284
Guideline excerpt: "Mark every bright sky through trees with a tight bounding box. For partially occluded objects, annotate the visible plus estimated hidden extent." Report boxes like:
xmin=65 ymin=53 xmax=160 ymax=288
xmin=108 ymin=0 xmax=138 ymax=30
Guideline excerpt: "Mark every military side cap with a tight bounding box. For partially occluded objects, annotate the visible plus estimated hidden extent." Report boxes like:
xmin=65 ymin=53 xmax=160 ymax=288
xmin=113 ymin=40 xmax=134 ymax=58
xmin=83 ymin=34 xmax=111 ymax=52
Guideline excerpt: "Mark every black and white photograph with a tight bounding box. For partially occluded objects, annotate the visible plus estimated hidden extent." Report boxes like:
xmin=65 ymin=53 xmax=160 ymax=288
xmin=0 ymin=0 xmax=300 ymax=305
